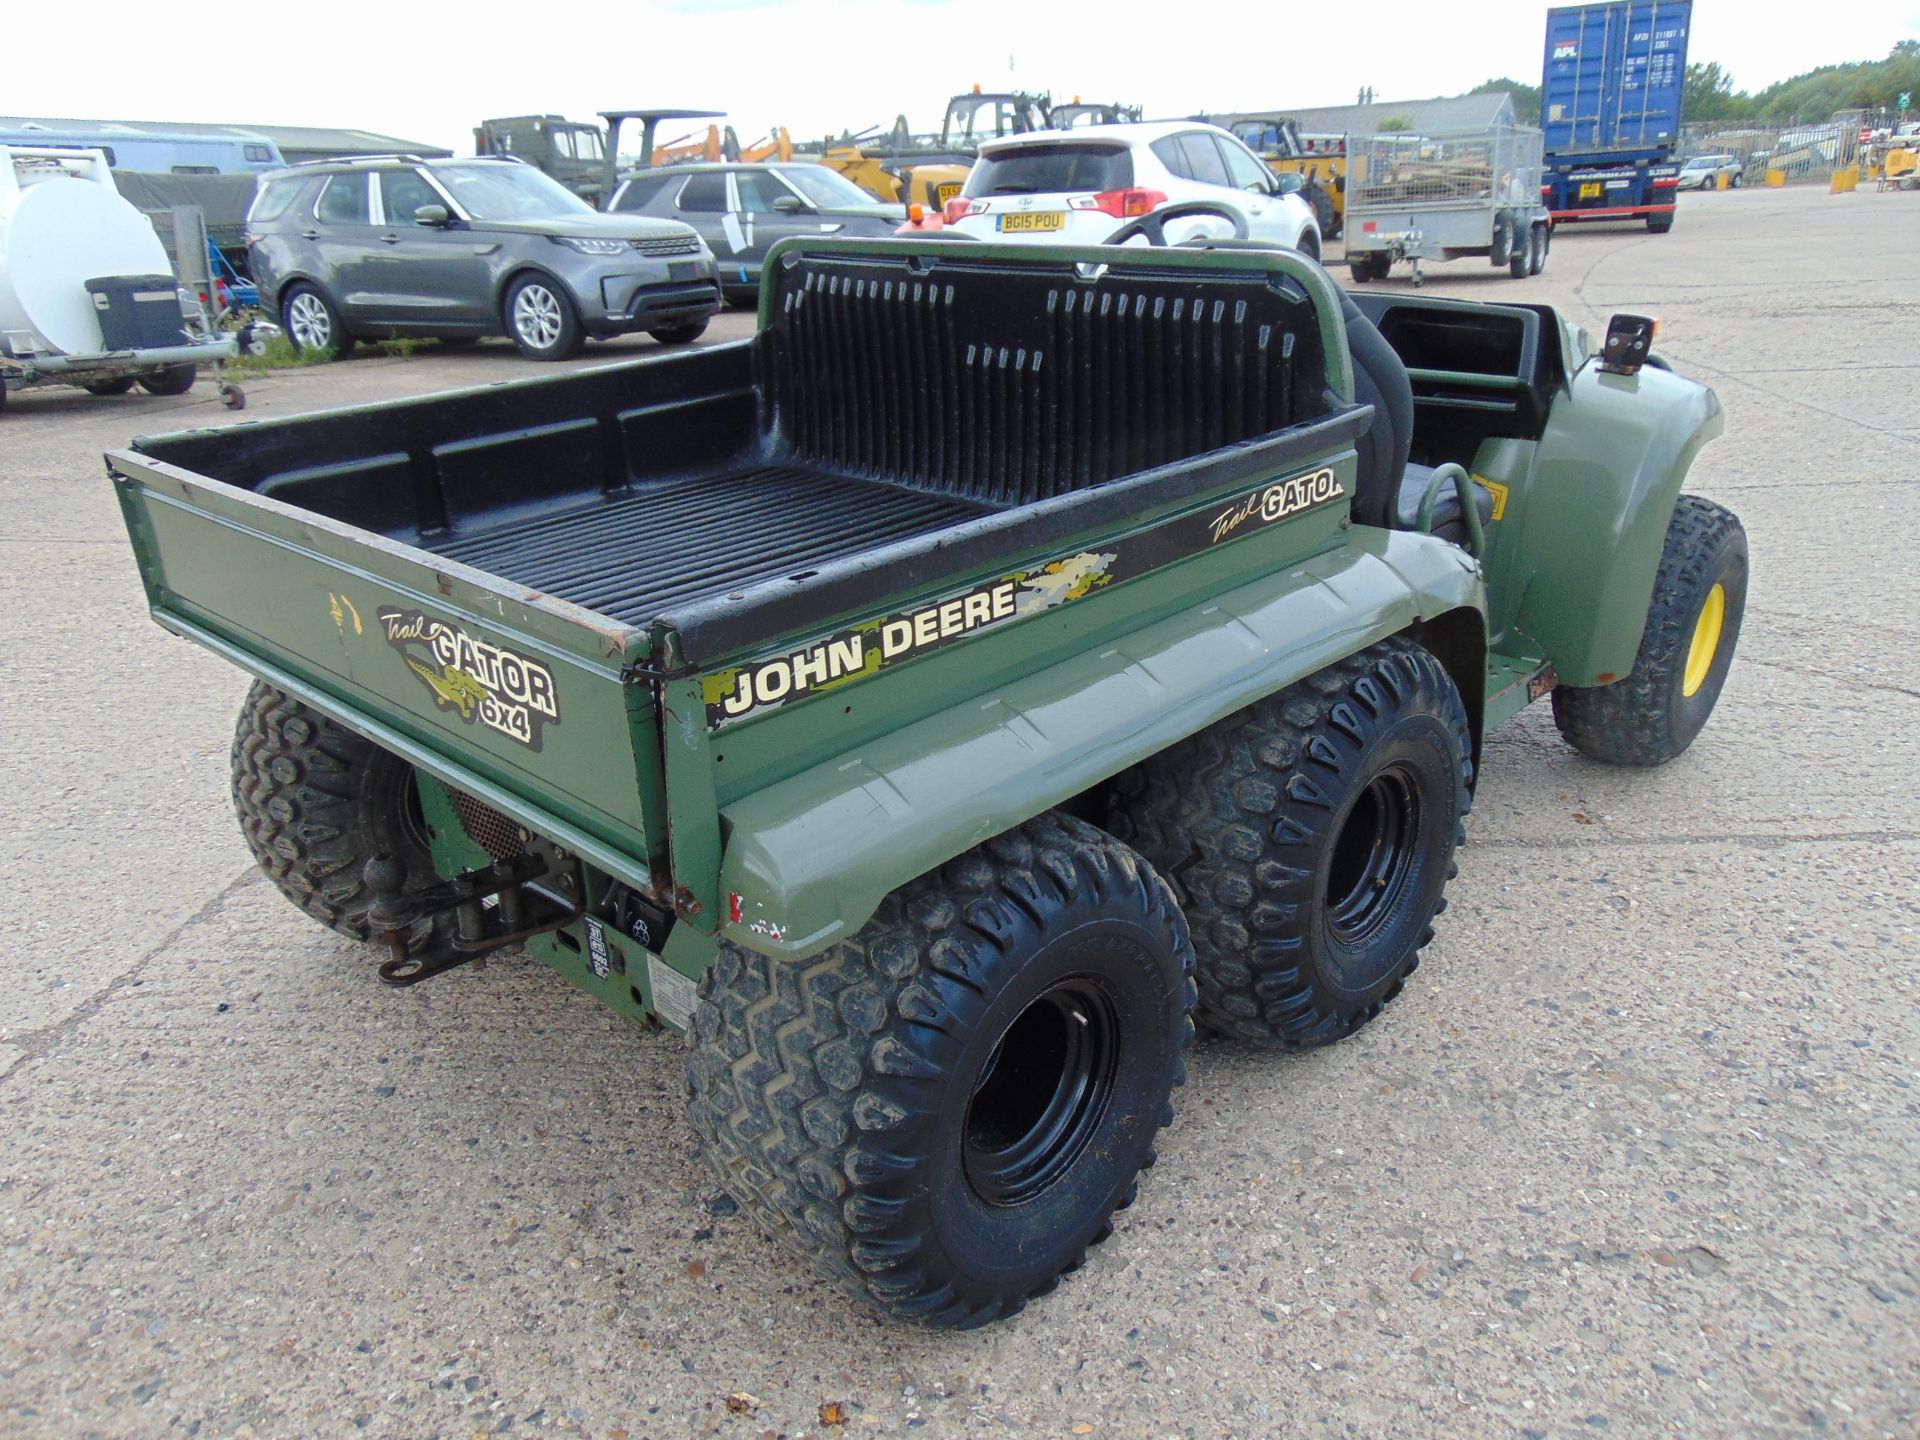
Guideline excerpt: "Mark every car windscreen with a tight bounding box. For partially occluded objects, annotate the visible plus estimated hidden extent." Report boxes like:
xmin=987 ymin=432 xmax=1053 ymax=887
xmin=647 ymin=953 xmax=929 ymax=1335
xmin=432 ymin=164 xmax=594 ymax=219
xmin=779 ymin=166 xmax=880 ymax=207
xmin=965 ymin=144 xmax=1133 ymax=196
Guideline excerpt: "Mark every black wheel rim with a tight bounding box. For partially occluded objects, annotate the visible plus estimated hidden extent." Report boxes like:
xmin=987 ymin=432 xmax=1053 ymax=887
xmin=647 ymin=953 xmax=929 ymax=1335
xmin=962 ymin=979 xmax=1119 ymax=1207
xmin=1325 ymin=764 xmax=1422 ymax=944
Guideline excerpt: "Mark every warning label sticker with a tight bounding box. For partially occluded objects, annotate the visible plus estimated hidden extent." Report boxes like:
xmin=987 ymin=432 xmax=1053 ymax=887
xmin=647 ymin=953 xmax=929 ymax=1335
xmin=646 ymin=954 xmax=699 ymax=1033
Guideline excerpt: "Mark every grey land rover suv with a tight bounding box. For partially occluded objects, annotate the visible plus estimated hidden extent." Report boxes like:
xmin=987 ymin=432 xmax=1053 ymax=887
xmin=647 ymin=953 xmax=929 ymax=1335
xmin=246 ymin=155 xmax=722 ymax=360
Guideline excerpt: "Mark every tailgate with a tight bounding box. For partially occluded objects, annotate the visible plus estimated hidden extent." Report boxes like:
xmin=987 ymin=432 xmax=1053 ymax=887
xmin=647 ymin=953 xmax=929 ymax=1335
xmin=110 ymin=450 xmax=663 ymax=889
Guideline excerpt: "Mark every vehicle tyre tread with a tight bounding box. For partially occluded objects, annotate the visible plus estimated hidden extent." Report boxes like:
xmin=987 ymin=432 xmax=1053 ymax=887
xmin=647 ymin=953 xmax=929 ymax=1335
xmin=1107 ymin=636 xmax=1472 ymax=1049
xmin=1551 ymin=495 xmax=1747 ymax=766
xmin=230 ymin=680 xmax=427 ymax=939
xmin=685 ymin=811 xmax=1196 ymax=1328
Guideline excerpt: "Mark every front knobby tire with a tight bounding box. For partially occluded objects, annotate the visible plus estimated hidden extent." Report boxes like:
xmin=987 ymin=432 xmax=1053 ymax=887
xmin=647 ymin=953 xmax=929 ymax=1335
xmin=685 ymin=812 xmax=1196 ymax=1328
xmin=1108 ymin=638 xmax=1473 ymax=1049
xmin=1552 ymin=495 xmax=1748 ymax=766
xmin=231 ymin=680 xmax=432 ymax=939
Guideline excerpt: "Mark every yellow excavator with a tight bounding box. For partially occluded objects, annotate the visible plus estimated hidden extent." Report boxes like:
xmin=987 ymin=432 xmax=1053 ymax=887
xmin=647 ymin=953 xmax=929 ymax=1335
xmin=647 ymin=121 xmax=795 ymax=167
xmin=821 ymin=85 xmax=1053 ymax=210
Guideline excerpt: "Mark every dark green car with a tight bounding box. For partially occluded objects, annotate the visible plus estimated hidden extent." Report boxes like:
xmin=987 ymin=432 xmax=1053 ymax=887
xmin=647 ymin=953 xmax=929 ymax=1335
xmin=608 ymin=162 xmax=906 ymax=301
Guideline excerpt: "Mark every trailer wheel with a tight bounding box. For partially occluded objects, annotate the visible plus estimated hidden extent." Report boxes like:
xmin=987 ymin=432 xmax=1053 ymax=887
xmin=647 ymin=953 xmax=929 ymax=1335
xmin=84 ymin=376 xmax=138 ymax=396
xmin=1552 ymin=496 xmax=1747 ymax=766
xmin=1509 ymin=231 xmax=1531 ymax=278
xmin=1350 ymin=253 xmax=1390 ymax=284
xmin=231 ymin=680 xmax=434 ymax=941
xmin=1529 ymin=223 xmax=1549 ymax=275
xmin=685 ymin=812 xmax=1195 ymax=1328
xmin=1108 ymin=637 xmax=1472 ymax=1050
xmin=1489 ymin=216 xmax=1514 ymax=267
xmin=137 ymin=364 xmax=197 ymax=396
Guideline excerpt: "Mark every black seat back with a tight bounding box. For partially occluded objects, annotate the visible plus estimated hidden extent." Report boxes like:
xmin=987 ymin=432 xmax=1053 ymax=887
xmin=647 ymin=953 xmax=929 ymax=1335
xmin=760 ymin=248 xmax=1333 ymax=507
xmin=1340 ymin=294 xmax=1414 ymax=529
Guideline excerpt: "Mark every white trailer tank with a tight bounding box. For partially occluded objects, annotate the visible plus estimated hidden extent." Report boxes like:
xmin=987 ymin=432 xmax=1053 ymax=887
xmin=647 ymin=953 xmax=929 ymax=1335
xmin=0 ymin=146 xmax=174 ymax=358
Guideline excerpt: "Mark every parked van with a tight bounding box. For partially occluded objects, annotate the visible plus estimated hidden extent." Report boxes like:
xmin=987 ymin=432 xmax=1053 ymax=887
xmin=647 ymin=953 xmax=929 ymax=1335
xmin=0 ymin=119 xmax=283 ymax=174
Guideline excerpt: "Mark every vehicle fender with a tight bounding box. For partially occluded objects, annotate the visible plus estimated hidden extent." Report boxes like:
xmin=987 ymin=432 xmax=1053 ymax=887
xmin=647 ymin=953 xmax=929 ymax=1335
xmin=271 ymin=270 xmax=341 ymax=314
xmin=1509 ymin=361 xmax=1725 ymax=685
xmin=716 ymin=530 xmax=1485 ymax=960
xmin=496 ymin=262 xmax=582 ymax=311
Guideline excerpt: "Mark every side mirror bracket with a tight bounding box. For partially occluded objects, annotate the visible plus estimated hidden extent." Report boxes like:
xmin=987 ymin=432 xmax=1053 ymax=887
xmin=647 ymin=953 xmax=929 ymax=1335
xmin=1599 ymin=313 xmax=1660 ymax=375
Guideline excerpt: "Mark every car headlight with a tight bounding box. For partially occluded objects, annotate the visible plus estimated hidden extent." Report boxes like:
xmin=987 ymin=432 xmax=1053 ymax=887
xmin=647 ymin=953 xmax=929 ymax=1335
xmin=553 ymin=236 xmax=628 ymax=256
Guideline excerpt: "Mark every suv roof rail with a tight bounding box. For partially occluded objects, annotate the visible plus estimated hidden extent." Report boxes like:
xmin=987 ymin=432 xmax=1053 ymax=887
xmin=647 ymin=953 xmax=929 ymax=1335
xmin=287 ymin=152 xmax=487 ymax=169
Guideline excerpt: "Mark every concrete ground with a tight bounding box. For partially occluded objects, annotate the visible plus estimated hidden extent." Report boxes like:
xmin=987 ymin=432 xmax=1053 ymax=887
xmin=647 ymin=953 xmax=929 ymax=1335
xmin=1 ymin=184 xmax=1915 ymax=1440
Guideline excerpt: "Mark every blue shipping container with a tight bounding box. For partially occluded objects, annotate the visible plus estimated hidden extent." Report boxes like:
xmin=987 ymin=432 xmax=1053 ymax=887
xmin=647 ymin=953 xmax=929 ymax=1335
xmin=1541 ymin=0 xmax=1693 ymax=156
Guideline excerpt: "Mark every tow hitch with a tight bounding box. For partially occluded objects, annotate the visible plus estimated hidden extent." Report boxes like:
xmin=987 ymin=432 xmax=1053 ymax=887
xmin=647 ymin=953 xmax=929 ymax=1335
xmin=363 ymin=852 xmax=584 ymax=986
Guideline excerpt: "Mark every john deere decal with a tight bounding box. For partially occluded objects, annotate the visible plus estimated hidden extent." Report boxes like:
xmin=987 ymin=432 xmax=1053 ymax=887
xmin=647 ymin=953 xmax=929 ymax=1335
xmin=379 ymin=608 xmax=560 ymax=750
xmin=703 ymin=462 xmax=1346 ymax=729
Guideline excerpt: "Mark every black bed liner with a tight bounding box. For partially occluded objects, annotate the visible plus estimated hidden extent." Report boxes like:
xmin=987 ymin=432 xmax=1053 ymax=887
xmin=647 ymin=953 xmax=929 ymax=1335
xmin=426 ymin=465 xmax=992 ymax=627
xmin=132 ymin=244 xmax=1366 ymax=664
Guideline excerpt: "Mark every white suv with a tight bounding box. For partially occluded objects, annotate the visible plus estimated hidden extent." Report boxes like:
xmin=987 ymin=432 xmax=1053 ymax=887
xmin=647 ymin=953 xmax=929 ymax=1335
xmin=945 ymin=121 xmax=1321 ymax=258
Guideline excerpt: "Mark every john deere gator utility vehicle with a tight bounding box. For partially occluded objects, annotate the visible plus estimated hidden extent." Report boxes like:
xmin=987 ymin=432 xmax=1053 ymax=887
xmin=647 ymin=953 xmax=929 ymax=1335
xmin=109 ymin=233 xmax=1744 ymax=1328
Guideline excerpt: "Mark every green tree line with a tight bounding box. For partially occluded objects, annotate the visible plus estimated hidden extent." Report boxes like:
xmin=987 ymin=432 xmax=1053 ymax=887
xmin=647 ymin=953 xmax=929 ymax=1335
xmin=1685 ymin=41 xmax=1919 ymax=122
xmin=1469 ymin=40 xmax=1919 ymax=127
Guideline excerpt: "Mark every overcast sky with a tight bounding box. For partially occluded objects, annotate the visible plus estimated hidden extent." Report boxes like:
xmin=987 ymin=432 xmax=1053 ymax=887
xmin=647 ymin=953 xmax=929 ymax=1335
xmin=11 ymin=0 xmax=1919 ymax=152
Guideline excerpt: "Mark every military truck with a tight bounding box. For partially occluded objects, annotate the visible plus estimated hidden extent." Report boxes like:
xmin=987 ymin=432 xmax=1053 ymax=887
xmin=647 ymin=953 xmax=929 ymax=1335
xmin=475 ymin=110 xmax=727 ymax=204
xmin=108 ymin=235 xmax=1745 ymax=1328
xmin=474 ymin=115 xmax=613 ymax=201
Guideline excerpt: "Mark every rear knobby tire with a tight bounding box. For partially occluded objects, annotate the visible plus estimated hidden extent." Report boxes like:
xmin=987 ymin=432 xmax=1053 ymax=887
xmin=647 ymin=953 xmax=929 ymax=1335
xmin=231 ymin=680 xmax=432 ymax=940
xmin=1552 ymin=495 xmax=1748 ymax=766
xmin=1108 ymin=637 xmax=1473 ymax=1049
xmin=685 ymin=812 xmax=1196 ymax=1328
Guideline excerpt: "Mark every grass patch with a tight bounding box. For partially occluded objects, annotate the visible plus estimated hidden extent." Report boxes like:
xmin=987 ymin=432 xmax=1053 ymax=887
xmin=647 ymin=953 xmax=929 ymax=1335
xmin=226 ymin=334 xmax=332 ymax=379
xmin=375 ymin=337 xmax=425 ymax=359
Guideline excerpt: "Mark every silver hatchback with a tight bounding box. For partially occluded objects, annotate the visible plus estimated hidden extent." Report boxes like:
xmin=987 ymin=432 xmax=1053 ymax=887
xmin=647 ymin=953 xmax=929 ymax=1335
xmin=247 ymin=157 xmax=722 ymax=360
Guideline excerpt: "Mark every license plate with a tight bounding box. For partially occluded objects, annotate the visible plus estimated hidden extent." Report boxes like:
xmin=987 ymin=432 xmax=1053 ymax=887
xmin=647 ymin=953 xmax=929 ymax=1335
xmin=936 ymin=182 xmax=962 ymax=206
xmin=998 ymin=212 xmax=1065 ymax=233
xmin=1578 ymin=182 xmax=1604 ymax=200
xmin=668 ymin=260 xmax=701 ymax=281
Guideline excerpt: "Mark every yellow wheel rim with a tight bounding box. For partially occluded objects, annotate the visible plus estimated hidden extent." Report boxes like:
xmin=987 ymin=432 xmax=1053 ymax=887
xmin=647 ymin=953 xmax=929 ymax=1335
xmin=1683 ymin=583 xmax=1726 ymax=697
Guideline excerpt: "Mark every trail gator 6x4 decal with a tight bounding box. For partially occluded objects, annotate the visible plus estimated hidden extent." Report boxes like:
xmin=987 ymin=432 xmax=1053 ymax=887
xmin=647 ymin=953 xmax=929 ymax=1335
xmin=703 ymin=464 xmax=1344 ymax=729
xmin=379 ymin=607 xmax=561 ymax=750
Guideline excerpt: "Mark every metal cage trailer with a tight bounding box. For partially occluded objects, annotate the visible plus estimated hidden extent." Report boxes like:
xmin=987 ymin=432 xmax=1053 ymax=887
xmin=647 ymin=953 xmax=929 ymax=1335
xmin=1343 ymin=123 xmax=1552 ymax=286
